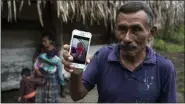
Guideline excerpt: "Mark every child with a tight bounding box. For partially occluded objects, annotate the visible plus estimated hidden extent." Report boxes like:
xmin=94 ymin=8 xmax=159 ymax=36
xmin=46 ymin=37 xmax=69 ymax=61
xmin=33 ymin=50 xmax=65 ymax=102
xmin=34 ymin=50 xmax=61 ymax=74
xmin=34 ymin=49 xmax=66 ymax=95
xmin=18 ymin=68 xmax=46 ymax=103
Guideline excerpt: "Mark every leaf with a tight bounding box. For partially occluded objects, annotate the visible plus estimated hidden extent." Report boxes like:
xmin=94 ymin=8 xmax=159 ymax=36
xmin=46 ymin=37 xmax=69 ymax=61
xmin=43 ymin=0 xmax=46 ymax=8
xmin=8 ymin=0 xmax=12 ymax=22
xmin=28 ymin=0 xmax=31 ymax=6
xmin=37 ymin=1 xmax=44 ymax=26
xmin=57 ymin=1 xmax=60 ymax=18
xmin=1 ymin=0 xmax=3 ymax=11
xmin=80 ymin=1 xmax=85 ymax=25
xmin=19 ymin=0 xmax=24 ymax=12
xmin=70 ymin=1 xmax=75 ymax=21
xmin=13 ymin=0 xmax=16 ymax=21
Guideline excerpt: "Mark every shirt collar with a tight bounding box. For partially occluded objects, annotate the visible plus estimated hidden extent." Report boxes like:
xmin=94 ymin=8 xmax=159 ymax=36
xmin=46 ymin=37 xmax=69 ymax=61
xmin=108 ymin=44 xmax=156 ymax=64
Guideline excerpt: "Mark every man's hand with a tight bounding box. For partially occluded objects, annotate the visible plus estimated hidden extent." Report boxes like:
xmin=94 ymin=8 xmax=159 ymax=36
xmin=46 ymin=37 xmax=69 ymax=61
xmin=61 ymin=44 xmax=91 ymax=101
xmin=61 ymin=44 xmax=91 ymax=75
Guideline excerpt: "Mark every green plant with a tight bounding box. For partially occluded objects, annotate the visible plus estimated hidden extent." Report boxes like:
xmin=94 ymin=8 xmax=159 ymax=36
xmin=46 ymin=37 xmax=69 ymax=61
xmin=165 ymin=43 xmax=184 ymax=52
xmin=153 ymin=39 xmax=184 ymax=53
xmin=153 ymin=39 xmax=166 ymax=50
xmin=156 ymin=25 xmax=184 ymax=45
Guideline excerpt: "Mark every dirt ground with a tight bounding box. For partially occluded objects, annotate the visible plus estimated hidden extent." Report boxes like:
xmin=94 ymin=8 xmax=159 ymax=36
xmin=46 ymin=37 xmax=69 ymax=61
xmin=1 ymin=52 xmax=184 ymax=103
xmin=1 ymin=86 xmax=98 ymax=103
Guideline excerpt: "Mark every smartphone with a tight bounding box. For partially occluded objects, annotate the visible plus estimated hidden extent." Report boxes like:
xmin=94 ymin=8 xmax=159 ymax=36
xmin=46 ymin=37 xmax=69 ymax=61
xmin=69 ymin=29 xmax=92 ymax=69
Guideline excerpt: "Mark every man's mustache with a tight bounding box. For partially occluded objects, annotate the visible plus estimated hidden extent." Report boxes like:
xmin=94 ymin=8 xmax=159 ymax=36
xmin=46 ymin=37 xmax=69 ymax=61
xmin=120 ymin=43 xmax=137 ymax=50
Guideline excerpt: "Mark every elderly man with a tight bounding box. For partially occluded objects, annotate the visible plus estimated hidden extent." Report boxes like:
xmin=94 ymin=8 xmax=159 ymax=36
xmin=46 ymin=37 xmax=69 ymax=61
xmin=62 ymin=1 xmax=176 ymax=103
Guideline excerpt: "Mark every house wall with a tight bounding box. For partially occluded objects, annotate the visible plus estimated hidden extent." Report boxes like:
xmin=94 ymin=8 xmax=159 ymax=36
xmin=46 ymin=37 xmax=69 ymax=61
xmin=1 ymin=2 xmax=43 ymax=91
xmin=1 ymin=29 xmax=42 ymax=91
xmin=1 ymin=26 xmax=109 ymax=91
xmin=1 ymin=1 xmax=111 ymax=91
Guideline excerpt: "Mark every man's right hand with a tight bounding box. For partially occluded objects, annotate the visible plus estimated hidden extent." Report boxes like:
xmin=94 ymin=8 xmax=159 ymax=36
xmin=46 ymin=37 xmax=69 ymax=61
xmin=61 ymin=44 xmax=91 ymax=75
xmin=61 ymin=44 xmax=90 ymax=101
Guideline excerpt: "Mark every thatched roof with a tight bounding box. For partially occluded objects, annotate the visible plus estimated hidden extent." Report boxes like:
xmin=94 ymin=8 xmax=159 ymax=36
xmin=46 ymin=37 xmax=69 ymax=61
xmin=3 ymin=0 xmax=142 ymax=31
xmin=55 ymin=0 xmax=126 ymax=31
xmin=2 ymin=0 xmax=125 ymax=31
xmin=1 ymin=0 xmax=184 ymax=31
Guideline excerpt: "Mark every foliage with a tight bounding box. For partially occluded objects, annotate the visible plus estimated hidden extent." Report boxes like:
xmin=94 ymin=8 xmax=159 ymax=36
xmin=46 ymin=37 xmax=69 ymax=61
xmin=156 ymin=25 xmax=184 ymax=44
xmin=153 ymin=39 xmax=184 ymax=53
xmin=153 ymin=39 xmax=165 ymax=50
xmin=154 ymin=24 xmax=184 ymax=53
xmin=167 ymin=25 xmax=184 ymax=44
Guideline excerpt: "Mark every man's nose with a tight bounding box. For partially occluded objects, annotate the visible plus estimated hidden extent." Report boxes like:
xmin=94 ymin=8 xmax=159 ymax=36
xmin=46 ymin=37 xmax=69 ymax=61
xmin=123 ymin=31 xmax=132 ymax=44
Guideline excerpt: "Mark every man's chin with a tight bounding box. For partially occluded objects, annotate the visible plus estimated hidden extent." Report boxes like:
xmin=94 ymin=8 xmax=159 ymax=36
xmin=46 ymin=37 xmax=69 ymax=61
xmin=120 ymin=50 xmax=136 ymax=56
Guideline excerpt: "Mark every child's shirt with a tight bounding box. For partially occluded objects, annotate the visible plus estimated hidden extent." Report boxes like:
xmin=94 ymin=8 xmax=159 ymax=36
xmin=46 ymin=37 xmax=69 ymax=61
xmin=20 ymin=76 xmax=45 ymax=99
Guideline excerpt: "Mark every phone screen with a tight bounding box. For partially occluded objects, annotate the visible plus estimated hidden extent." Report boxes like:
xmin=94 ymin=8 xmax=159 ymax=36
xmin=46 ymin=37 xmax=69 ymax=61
xmin=70 ymin=35 xmax=90 ymax=64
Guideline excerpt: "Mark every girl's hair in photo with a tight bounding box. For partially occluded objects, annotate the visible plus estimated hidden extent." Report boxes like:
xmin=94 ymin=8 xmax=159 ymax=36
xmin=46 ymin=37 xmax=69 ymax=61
xmin=21 ymin=68 xmax=31 ymax=77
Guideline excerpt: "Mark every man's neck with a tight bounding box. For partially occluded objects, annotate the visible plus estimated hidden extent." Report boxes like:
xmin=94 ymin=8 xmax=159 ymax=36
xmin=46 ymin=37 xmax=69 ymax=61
xmin=120 ymin=48 xmax=147 ymax=71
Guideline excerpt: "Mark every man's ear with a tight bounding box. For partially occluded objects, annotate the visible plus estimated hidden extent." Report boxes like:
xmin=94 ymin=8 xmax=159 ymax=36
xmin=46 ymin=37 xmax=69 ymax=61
xmin=150 ymin=26 xmax=157 ymax=37
xmin=149 ymin=26 xmax=157 ymax=41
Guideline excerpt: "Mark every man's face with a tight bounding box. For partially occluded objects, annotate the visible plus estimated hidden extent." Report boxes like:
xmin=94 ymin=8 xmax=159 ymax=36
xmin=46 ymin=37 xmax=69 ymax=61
xmin=115 ymin=10 xmax=153 ymax=56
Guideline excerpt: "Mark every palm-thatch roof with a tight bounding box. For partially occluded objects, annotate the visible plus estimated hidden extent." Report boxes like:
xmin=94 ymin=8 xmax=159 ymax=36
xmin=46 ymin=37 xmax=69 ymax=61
xmin=2 ymin=0 xmax=124 ymax=31
xmin=1 ymin=0 xmax=184 ymax=31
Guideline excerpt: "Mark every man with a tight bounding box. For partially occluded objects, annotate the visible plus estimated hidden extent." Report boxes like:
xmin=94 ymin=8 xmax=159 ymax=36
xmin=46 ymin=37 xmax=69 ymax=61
xmin=62 ymin=2 xmax=176 ymax=103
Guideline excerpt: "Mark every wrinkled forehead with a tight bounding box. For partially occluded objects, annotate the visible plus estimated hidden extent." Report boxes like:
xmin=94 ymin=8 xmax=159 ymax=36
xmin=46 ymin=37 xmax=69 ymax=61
xmin=116 ymin=10 xmax=149 ymax=28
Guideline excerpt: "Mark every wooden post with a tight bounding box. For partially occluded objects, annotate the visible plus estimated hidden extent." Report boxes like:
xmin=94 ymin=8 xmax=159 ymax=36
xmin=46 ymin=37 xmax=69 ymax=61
xmin=42 ymin=1 xmax=52 ymax=35
xmin=42 ymin=1 xmax=63 ymax=48
xmin=50 ymin=1 xmax=63 ymax=47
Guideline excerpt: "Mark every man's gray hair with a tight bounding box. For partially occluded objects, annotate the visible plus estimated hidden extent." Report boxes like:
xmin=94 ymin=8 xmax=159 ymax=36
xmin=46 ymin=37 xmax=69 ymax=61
xmin=116 ymin=1 xmax=154 ymax=28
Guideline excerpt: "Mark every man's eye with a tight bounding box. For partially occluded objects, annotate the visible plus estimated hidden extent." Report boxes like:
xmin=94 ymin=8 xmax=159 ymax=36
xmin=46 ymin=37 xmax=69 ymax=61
xmin=118 ymin=26 xmax=127 ymax=32
xmin=132 ymin=27 xmax=141 ymax=32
